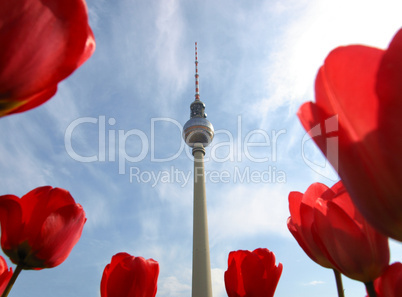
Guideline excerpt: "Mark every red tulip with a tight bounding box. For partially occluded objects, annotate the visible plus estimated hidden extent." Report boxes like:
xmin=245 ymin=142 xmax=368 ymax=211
xmin=370 ymin=262 xmax=402 ymax=297
xmin=287 ymin=182 xmax=338 ymax=269
xmin=0 ymin=256 xmax=12 ymax=295
xmin=0 ymin=0 xmax=95 ymax=117
xmin=101 ymin=252 xmax=159 ymax=297
xmin=0 ymin=186 xmax=86 ymax=269
xmin=298 ymin=28 xmax=402 ymax=241
xmin=224 ymin=248 xmax=283 ymax=297
xmin=289 ymin=182 xmax=389 ymax=282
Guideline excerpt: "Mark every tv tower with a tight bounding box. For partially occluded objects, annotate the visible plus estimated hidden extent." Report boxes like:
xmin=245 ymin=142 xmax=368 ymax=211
xmin=183 ymin=42 xmax=214 ymax=297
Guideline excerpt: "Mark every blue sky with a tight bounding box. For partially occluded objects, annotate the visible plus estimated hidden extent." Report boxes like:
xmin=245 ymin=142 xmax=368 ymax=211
xmin=1 ymin=0 xmax=402 ymax=296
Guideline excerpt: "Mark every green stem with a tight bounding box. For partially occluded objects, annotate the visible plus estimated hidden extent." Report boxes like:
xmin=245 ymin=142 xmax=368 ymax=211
xmin=333 ymin=269 xmax=345 ymax=297
xmin=365 ymin=281 xmax=377 ymax=297
xmin=1 ymin=264 xmax=23 ymax=297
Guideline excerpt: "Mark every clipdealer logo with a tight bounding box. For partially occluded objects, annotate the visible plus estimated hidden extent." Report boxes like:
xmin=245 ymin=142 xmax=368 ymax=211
xmin=64 ymin=115 xmax=286 ymax=168
xmin=64 ymin=115 xmax=339 ymax=184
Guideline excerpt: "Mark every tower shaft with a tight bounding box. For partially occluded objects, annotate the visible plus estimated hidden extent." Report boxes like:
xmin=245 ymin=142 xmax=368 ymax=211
xmin=192 ymin=143 xmax=213 ymax=297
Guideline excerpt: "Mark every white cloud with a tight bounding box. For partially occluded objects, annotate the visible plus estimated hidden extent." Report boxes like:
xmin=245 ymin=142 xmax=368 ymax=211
xmin=158 ymin=276 xmax=191 ymax=297
xmin=303 ymin=280 xmax=325 ymax=286
xmin=158 ymin=267 xmax=226 ymax=297
xmin=255 ymin=0 xmax=402 ymax=127
xmin=212 ymin=268 xmax=226 ymax=297
xmin=209 ymin=183 xmax=291 ymax=242
xmin=153 ymin=0 xmax=190 ymax=111
xmin=389 ymin=239 xmax=402 ymax=262
xmin=0 ymin=115 xmax=54 ymax=193
xmin=43 ymin=82 xmax=81 ymax=132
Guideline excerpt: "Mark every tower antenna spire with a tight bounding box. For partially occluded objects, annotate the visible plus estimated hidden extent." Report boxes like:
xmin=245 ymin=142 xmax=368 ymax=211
xmin=195 ymin=42 xmax=200 ymax=101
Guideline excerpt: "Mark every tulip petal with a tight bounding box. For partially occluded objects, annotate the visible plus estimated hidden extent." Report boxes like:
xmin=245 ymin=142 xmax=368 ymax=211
xmin=375 ymin=28 xmax=402 ymax=218
xmin=0 ymin=0 xmax=95 ymax=115
xmin=105 ymin=259 xmax=136 ymax=297
xmin=288 ymin=191 xmax=303 ymax=225
xmin=0 ymin=195 xmax=23 ymax=254
xmin=314 ymin=198 xmax=389 ymax=282
xmin=316 ymin=45 xmax=382 ymax=139
xmin=100 ymin=263 xmax=111 ymax=297
xmin=1 ymin=85 xmax=57 ymax=116
xmin=32 ymin=204 xmax=86 ymax=268
xmin=107 ymin=252 xmax=132 ymax=273
xmin=21 ymin=186 xmax=75 ymax=218
xmin=225 ymin=249 xmax=282 ymax=297
xmin=0 ymin=186 xmax=86 ymax=269
xmin=102 ymin=254 xmax=159 ymax=297
xmin=374 ymin=262 xmax=402 ymax=297
xmin=314 ymin=199 xmax=367 ymax=279
xmin=0 ymin=256 xmax=12 ymax=295
xmin=225 ymin=251 xmax=247 ymax=297
xmin=298 ymin=29 xmax=402 ymax=240
xmin=127 ymin=257 xmax=159 ymax=297
xmin=376 ymin=29 xmax=402 ymax=115
xmin=299 ymin=183 xmax=331 ymax=227
xmin=241 ymin=251 xmax=266 ymax=296
xmin=21 ymin=187 xmax=79 ymax=247
xmin=287 ymin=184 xmax=335 ymax=268
xmin=101 ymin=254 xmax=133 ymax=297
xmin=253 ymin=249 xmax=283 ymax=297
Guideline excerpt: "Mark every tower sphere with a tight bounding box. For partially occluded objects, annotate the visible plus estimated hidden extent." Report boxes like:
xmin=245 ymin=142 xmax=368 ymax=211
xmin=183 ymin=116 xmax=214 ymax=148
xmin=183 ymin=42 xmax=214 ymax=148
